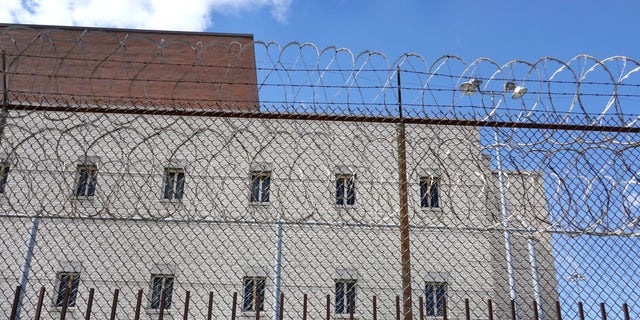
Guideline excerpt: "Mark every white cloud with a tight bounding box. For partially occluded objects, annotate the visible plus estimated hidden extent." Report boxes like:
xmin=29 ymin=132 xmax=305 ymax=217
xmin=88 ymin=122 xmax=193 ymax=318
xmin=0 ymin=0 xmax=292 ymax=31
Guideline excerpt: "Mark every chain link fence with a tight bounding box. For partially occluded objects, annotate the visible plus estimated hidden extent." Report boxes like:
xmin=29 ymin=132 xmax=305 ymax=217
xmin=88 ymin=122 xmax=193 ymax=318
xmin=0 ymin=25 xmax=638 ymax=320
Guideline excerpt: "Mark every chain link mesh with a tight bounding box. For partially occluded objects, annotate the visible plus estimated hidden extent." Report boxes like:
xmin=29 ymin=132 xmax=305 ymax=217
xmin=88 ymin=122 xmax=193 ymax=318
xmin=0 ymin=25 xmax=638 ymax=320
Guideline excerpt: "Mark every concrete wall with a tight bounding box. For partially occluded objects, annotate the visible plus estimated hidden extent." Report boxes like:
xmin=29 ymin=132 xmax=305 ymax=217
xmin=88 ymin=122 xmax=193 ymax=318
xmin=0 ymin=110 xmax=557 ymax=319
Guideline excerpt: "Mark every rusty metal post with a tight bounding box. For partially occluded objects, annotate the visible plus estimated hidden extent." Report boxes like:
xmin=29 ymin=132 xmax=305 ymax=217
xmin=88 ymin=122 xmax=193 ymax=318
xmin=326 ymin=294 xmax=330 ymax=320
xmin=2 ymin=50 xmax=7 ymax=106
xmin=208 ymin=291 xmax=214 ymax=320
xmin=134 ymin=289 xmax=143 ymax=320
xmin=578 ymin=302 xmax=584 ymax=320
xmin=109 ymin=289 xmax=119 ymax=320
xmin=373 ymin=295 xmax=377 ymax=320
xmin=231 ymin=292 xmax=238 ymax=320
xmin=488 ymin=299 xmax=494 ymax=320
xmin=302 ymin=294 xmax=308 ymax=320
xmin=396 ymin=67 xmax=413 ymax=320
xmin=9 ymin=285 xmax=20 ymax=320
xmin=599 ymin=303 xmax=607 ymax=320
xmin=465 ymin=299 xmax=470 ymax=320
xmin=85 ymin=288 xmax=95 ymax=320
xmin=34 ymin=286 xmax=46 ymax=320
xmin=183 ymin=290 xmax=191 ymax=320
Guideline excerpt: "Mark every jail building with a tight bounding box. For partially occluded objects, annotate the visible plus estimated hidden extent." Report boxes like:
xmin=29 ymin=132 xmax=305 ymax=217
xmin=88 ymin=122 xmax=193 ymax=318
xmin=0 ymin=24 xmax=558 ymax=319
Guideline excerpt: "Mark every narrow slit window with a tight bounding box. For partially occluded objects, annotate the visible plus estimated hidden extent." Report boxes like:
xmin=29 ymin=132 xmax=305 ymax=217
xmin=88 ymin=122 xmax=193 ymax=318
xmin=420 ymin=178 xmax=439 ymax=208
xmin=242 ymin=276 xmax=266 ymax=312
xmin=250 ymin=172 xmax=271 ymax=203
xmin=336 ymin=175 xmax=355 ymax=205
xmin=425 ymin=282 xmax=446 ymax=316
xmin=150 ymin=275 xmax=174 ymax=309
xmin=76 ymin=165 xmax=98 ymax=198
xmin=55 ymin=272 xmax=80 ymax=307
xmin=335 ymin=279 xmax=357 ymax=314
xmin=163 ymin=168 xmax=185 ymax=200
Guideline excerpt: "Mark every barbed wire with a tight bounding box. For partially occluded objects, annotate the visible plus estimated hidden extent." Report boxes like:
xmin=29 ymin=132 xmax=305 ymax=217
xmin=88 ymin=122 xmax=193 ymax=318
xmin=0 ymin=25 xmax=638 ymax=320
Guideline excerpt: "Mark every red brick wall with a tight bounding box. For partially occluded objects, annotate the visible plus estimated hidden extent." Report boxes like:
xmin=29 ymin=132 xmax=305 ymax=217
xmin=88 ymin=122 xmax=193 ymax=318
xmin=0 ymin=24 xmax=259 ymax=111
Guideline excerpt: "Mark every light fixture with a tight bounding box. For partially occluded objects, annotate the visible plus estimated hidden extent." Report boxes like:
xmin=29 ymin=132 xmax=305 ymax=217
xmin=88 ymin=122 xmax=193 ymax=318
xmin=459 ymin=78 xmax=482 ymax=95
xmin=511 ymin=86 xmax=528 ymax=99
xmin=503 ymin=81 xmax=527 ymax=99
xmin=503 ymin=81 xmax=517 ymax=92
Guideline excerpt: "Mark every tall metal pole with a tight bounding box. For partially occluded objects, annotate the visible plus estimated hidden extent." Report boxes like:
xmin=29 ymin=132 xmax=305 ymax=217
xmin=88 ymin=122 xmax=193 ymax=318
xmin=2 ymin=50 xmax=7 ymax=106
xmin=527 ymin=236 xmax=543 ymax=319
xmin=397 ymin=67 xmax=414 ymax=320
xmin=271 ymin=210 xmax=283 ymax=320
xmin=494 ymin=129 xmax=519 ymax=320
xmin=1 ymin=50 xmax=8 ymax=146
xmin=15 ymin=215 xmax=41 ymax=320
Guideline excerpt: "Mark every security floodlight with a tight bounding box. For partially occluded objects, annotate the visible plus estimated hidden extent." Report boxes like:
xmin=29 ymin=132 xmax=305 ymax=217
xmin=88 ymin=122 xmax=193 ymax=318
xmin=511 ymin=86 xmax=528 ymax=99
xmin=504 ymin=81 xmax=517 ymax=92
xmin=459 ymin=78 xmax=483 ymax=95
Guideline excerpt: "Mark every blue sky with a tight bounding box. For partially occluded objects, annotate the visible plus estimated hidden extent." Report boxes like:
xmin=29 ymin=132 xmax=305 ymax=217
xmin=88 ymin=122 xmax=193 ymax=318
xmin=229 ymin=0 xmax=640 ymax=63
xmin=3 ymin=0 xmax=639 ymax=63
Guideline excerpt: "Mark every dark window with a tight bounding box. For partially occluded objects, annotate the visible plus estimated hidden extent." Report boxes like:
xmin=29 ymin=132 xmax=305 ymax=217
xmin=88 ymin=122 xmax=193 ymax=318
xmin=425 ymin=282 xmax=446 ymax=316
xmin=76 ymin=165 xmax=97 ymax=197
xmin=55 ymin=272 xmax=80 ymax=307
xmin=242 ymin=277 xmax=266 ymax=311
xmin=150 ymin=275 xmax=174 ymax=309
xmin=420 ymin=178 xmax=439 ymax=208
xmin=335 ymin=279 xmax=356 ymax=314
xmin=163 ymin=168 xmax=185 ymax=200
xmin=250 ymin=173 xmax=271 ymax=203
xmin=0 ymin=164 xmax=9 ymax=193
xmin=336 ymin=175 xmax=355 ymax=205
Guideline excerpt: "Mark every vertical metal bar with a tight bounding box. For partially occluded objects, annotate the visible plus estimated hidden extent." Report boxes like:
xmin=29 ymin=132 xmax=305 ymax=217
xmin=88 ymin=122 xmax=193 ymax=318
xmin=278 ymin=292 xmax=284 ymax=320
xmin=109 ymin=289 xmax=119 ymax=320
xmin=349 ymin=292 xmax=355 ymax=320
xmin=34 ymin=286 xmax=46 ymax=320
xmin=599 ymin=303 xmax=607 ymax=320
xmin=396 ymin=295 xmax=401 ymax=320
xmin=208 ymin=291 xmax=214 ymax=320
xmin=495 ymin=129 xmax=519 ymax=320
xmin=622 ymin=303 xmax=630 ymax=320
xmin=9 ymin=285 xmax=21 ymax=320
xmin=159 ymin=288 xmax=166 ymax=320
xmin=134 ymin=289 xmax=143 ymax=320
xmin=419 ymin=296 xmax=424 ymax=320
xmin=372 ymin=295 xmax=377 ymax=320
xmin=511 ymin=300 xmax=517 ymax=320
xmin=183 ymin=290 xmax=191 ymax=320
xmin=397 ymin=67 xmax=413 ymax=320
xmin=442 ymin=296 xmax=448 ymax=320
xmin=533 ymin=300 xmax=539 ymax=320
xmin=578 ymin=302 xmax=584 ymax=320
xmin=302 ymin=293 xmax=308 ymax=320
xmin=555 ymin=300 xmax=562 ymax=320
xmin=231 ymin=292 xmax=238 ymax=320
xmin=85 ymin=288 xmax=95 ymax=320
xmin=488 ymin=299 xmax=494 ymax=320
xmin=465 ymin=299 xmax=470 ymax=320
xmin=256 ymin=301 xmax=260 ymax=320
xmin=326 ymin=294 xmax=330 ymax=320
xmin=523 ymin=221 xmax=543 ymax=320
xmin=272 ymin=211 xmax=284 ymax=320
xmin=0 ymin=50 xmax=8 ymax=147
xmin=16 ymin=216 xmax=40 ymax=320
xmin=60 ymin=285 xmax=71 ymax=320
xmin=2 ymin=50 xmax=7 ymax=106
